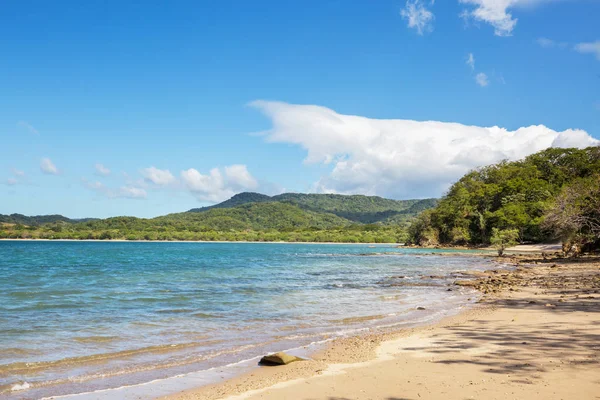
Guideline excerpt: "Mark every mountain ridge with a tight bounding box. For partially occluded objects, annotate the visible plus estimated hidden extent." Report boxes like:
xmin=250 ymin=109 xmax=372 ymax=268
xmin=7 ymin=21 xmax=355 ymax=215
xmin=189 ymin=192 xmax=437 ymax=224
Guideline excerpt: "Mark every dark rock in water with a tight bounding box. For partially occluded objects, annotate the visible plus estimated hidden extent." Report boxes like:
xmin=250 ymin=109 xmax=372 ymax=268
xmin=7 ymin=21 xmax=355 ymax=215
xmin=416 ymin=307 xmax=426 ymax=310
xmin=259 ymin=352 xmax=304 ymax=366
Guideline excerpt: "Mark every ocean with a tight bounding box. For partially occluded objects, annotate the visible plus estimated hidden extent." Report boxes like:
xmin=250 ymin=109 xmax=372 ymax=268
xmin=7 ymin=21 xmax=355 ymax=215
xmin=0 ymin=241 xmax=497 ymax=399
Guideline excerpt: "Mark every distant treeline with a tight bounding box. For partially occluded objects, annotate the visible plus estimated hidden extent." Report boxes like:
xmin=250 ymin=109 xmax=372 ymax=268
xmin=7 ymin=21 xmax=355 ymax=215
xmin=0 ymin=194 xmax=435 ymax=243
xmin=0 ymin=214 xmax=96 ymax=226
xmin=407 ymin=146 xmax=600 ymax=254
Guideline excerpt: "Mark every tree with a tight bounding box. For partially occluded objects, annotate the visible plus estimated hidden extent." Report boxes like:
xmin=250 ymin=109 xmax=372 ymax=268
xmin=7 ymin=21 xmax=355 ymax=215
xmin=543 ymin=174 xmax=600 ymax=255
xmin=407 ymin=146 xmax=600 ymax=247
xmin=490 ymin=228 xmax=519 ymax=256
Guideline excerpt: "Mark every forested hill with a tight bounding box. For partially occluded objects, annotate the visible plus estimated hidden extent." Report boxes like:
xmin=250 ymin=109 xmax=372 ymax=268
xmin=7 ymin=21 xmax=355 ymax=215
xmin=408 ymin=146 xmax=600 ymax=253
xmin=0 ymin=214 xmax=96 ymax=226
xmin=0 ymin=193 xmax=438 ymax=242
xmin=190 ymin=192 xmax=437 ymax=224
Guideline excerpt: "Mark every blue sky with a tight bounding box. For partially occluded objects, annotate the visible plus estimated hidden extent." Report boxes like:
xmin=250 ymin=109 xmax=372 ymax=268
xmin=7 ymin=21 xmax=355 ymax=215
xmin=1 ymin=0 xmax=599 ymax=218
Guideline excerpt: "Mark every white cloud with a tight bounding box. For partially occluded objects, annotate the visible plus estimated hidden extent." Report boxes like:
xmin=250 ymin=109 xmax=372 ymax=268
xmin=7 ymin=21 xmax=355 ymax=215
xmin=224 ymin=164 xmax=259 ymax=190
xmin=95 ymin=163 xmax=111 ymax=176
xmin=537 ymin=37 xmax=568 ymax=48
xmin=250 ymin=100 xmax=599 ymax=198
xmin=475 ymin=72 xmax=489 ymax=87
xmin=141 ymin=166 xmax=176 ymax=186
xmin=459 ymin=0 xmax=560 ymax=36
xmin=40 ymin=158 xmax=59 ymax=175
xmin=11 ymin=168 xmax=25 ymax=177
xmin=181 ymin=165 xmax=259 ymax=202
xmin=466 ymin=53 xmax=476 ymax=70
xmin=6 ymin=178 xmax=18 ymax=186
xmin=83 ymin=179 xmax=147 ymax=199
xmin=574 ymin=40 xmax=600 ymax=60
xmin=118 ymin=186 xmax=147 ymax=199
xmin=400 ymin=0 xmax=435 ymax=35
xmin=17 ymin=121 xmax=39 ymax=135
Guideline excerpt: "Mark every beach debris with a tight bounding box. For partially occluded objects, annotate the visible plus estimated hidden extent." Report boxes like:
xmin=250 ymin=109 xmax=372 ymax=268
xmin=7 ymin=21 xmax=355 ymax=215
xmin=453 ymin=280 xmax=478 ymax=287
xmin=259 ymin=352 xmax=304 ymax=366
xmin=11 ymin=382 xmax=31 ymax=392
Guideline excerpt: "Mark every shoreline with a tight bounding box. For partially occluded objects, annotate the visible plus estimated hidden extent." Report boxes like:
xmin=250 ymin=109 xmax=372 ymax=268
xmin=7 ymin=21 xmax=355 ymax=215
xmin=162 ymin=254 xmax=600 ymax=400
xmin=1 ymin=238 xmax=558 ymax=254
xmin=0 ymin=238 xmax=404 ymax=245
xmin=0 ymin=238 xmax=560 ymax=254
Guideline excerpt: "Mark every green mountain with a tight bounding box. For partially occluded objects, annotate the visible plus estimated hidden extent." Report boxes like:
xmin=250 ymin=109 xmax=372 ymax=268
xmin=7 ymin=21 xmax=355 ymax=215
xmin=1 ymin=193 xmax=437 ymax=243
xmin=85 ymin=202 xmax=351 ymax=232
xmin=189 ymin=192 xmax=272 ymax=212
xmin=190 ymin=192 xmax=437 ymax=224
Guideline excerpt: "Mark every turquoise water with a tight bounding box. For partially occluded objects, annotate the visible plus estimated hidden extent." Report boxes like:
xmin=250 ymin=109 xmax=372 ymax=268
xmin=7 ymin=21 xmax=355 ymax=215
xmin=0 ymin=241 xmax=494 ymax=399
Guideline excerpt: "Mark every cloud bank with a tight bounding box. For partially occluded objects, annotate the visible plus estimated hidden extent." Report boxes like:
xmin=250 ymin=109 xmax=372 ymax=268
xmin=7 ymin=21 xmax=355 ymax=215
xmin=136 ymin=164 xmax=260 ymax=202
xmin=181 ymin=165 xmax=259 ymax=202
xmin=250 ymin=100 xmax=598 ymax=198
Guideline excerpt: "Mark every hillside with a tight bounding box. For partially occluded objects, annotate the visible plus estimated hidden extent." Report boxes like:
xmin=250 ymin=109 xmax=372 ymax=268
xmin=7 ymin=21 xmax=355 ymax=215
xmin=0 ymin=213 xmax=96 ymax=226
xmin=408 ymin=146 xmax=600 ymax=253
xmin=189 ymin=192 xmax=272 ymax=212
xmin=82 ymin=202 xmax=351 ymax=232
xmin=0 ymin=192 xmax=438 ymax=242
xmin=190 ymin=192 xmax=437 ymax=224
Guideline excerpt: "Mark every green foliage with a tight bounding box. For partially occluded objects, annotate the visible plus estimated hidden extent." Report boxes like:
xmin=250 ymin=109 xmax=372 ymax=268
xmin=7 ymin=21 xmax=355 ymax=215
xmin=490 ymin=228 xmax=519 ymax=256
xmin=189 ymin=192 xmax=437 ymax=225
xmin=408 ymin=146 xmax=600 ymax=247
xmin=543 ymin=173 xmax=600 ymax=255
xmin=0 ymin=213 xmax=96 ymax=226
xmin=0 ymin=194 xmax=432 ymax=243
xmin=189 ymin=192 xmax=272 ymax=212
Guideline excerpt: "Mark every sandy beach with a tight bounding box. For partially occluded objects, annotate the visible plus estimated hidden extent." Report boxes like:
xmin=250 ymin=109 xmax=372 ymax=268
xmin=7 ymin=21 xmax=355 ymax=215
xmin=163 ymin=254 xmax=600 ymax=400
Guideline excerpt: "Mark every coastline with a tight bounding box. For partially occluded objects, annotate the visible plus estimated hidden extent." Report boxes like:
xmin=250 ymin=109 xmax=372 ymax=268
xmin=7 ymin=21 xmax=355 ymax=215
xmin=0 ymin=238 xmax=560 ymax=254
xmin=0 ymin=238 xmax=403 ymax=245
xmin=162 ymin=254 xmax=600 ymax=400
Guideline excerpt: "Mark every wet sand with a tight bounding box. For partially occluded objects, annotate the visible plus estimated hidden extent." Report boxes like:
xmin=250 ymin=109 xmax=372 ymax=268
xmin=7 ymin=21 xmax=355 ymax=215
xmin=163 ymin=254 xmax=600 ymax=400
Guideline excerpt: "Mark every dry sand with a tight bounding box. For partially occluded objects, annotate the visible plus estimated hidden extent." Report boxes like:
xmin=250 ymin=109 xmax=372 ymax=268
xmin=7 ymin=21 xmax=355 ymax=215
xmin=164 ymin=255 xmax=600 ymax=400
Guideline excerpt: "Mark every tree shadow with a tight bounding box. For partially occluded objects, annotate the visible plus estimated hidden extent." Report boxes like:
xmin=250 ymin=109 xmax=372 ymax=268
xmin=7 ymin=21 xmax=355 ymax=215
xmin=400 ymin=289 xmax=600 ymax=379
xmin=326 ymin=398 xmax=413 ymax=400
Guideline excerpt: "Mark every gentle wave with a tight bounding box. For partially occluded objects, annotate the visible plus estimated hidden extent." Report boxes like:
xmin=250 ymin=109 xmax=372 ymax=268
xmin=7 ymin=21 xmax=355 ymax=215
xmin=0 ymin=341 xmax=225 ymax=375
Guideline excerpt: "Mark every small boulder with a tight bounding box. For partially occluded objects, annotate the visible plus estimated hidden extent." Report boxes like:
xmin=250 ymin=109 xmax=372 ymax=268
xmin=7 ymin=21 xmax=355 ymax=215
xmin=259 ymin=352 xmax=303 ymax=366
xmin=417 ymin=307 xmax=426 ymax=310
